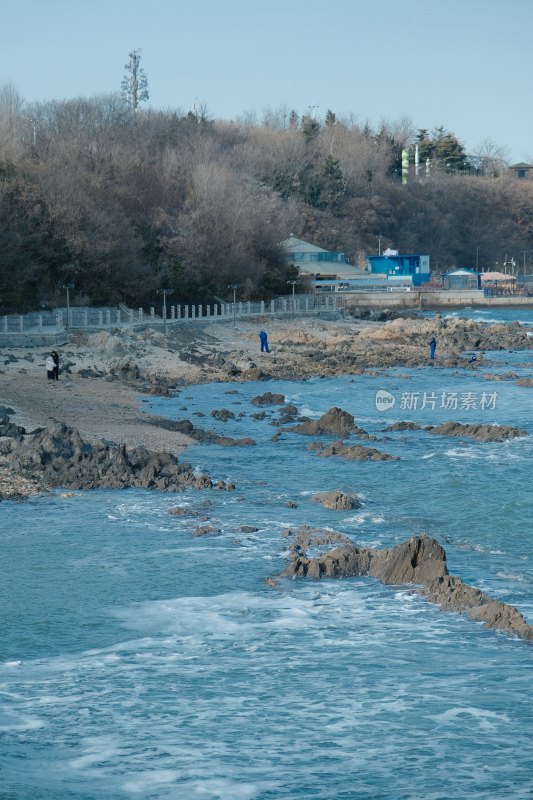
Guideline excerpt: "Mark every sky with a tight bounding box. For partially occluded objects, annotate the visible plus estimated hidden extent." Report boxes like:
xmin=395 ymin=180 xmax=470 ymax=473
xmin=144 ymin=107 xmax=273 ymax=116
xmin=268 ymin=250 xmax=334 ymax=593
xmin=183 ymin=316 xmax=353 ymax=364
xmin=2 ymin=0 xmax=533 ymax=162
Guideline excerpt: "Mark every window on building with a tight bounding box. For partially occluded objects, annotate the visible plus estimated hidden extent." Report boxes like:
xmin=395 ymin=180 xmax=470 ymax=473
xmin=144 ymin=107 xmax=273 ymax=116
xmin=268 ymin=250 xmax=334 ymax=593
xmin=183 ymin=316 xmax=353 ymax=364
xmin=517 ymin=169 xmax=527 ymax=179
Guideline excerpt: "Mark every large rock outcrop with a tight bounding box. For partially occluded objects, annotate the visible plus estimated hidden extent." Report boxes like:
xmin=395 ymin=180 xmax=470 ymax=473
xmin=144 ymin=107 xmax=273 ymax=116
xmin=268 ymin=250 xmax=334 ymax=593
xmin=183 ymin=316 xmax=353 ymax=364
xmin=251 ymin=392 xmax=286 ymax=406
xmin=309 ymin=441 xmax=400 ymax=462
xmin=312 ymin=490 xmax=361 ymax=510
xmin=279 ymin=527 xmax=532 ymax=640
xmin=0 ymin=423 xmax=231 ymax=493
xmin=287 ymin=407 xmax=369 ymax=438
xmin=428 ymin=421 xmax=527 ymax=442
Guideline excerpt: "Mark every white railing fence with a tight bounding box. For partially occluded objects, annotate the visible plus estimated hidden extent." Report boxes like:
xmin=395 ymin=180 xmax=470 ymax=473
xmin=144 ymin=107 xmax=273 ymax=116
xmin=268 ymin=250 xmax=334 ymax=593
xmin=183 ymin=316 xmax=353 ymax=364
xmin=0 ymin=294 xmax=344 ymax=343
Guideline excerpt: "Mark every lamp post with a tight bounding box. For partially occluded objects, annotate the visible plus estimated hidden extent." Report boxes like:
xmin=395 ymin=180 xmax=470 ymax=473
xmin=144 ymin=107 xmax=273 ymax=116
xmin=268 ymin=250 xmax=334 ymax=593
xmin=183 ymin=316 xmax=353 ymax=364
xmin=338 ymin=283 xmax=348 ymax=317
xmin=287 ymin=280 xmax=298 ymax=319
xmin=227 ymin=284 xmax=240 ymax=327
xmin=157 ymin=288 xmax=173 ymax=335
xmin=62 ymin=283 xmax=74 ymax=329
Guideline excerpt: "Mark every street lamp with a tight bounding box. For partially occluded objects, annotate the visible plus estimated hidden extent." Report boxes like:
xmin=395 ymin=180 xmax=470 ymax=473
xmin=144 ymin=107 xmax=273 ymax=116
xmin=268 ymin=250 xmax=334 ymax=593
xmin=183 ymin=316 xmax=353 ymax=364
xmin=337 ymin=283 xmax=348 ymax=317
xmin=227 ymin=284 xmax=240 ymax=327
xmin=62 ymin=283 xmax=74 ymax=329
xmin=157 ymin=288 xmax=173 ymax=335
xmin=287 ymin=280 xmax=298 ymax=319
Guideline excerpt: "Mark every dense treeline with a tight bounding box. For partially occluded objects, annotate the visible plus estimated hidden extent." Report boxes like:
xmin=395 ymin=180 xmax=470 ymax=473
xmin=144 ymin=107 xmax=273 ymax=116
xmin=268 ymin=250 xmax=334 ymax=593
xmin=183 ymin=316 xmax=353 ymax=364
xmin=0 ymin=83 xmax=531 ymax=311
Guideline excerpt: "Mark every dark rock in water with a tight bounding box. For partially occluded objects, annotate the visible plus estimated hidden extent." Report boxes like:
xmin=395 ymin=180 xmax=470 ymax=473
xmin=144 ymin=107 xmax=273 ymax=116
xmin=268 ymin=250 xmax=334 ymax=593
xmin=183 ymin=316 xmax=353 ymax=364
xmin=194 ymin=525 xmax=221 ymax=537
xmin=251 ymin=392 xmax=286 ymax=406
xmin=1 ymin=423 xmax=231 ymax=492
xmin=515 ymin=378 xmax=533 ymax=387
xmin=213 ymin=436 xmax=256 ymax=447
xmin=369 ymin=536 xmax=448 ymax=585
xmin=483 ymin=371 xmax=518 ymax=382
xmin=239 ymin=525 xmax=259 ymax=533
xmin=287 ymin=407 xmax=365 ymax=438
xmin=383 ymin=421 xmax=422 ymax=432
xmin=0 ymin=406 xmax=15 ymax=417
xmin=428 ymin=421 xmax=527 ymax=442
xmin=147 ymin=415 xmax=255 ymax=447
xmin=281 ymin=525 xmax=350 ymax=554
xmin=278 ymin=529 xmax=532 ymax=640
xmin=312 ymin=490 xmax=361 ymax=510
xmin=210 ymin=408 xmax=236 ymax=421
xmin=422 ymin=575 xmax=533 ymax=640
xmin=280 ymin=404 xmax=298 ymax=416
xmin=311 ymin=440 xmax=400 ymax=462
xmin=167 ymin=505 xmax=202 ymax=516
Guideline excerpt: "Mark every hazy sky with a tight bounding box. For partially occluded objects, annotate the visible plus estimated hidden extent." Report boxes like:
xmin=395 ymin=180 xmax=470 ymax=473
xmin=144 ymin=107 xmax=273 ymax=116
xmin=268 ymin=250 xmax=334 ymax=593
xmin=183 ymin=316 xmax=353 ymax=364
xmin=2 ymin=0 xmax=532 ymax=161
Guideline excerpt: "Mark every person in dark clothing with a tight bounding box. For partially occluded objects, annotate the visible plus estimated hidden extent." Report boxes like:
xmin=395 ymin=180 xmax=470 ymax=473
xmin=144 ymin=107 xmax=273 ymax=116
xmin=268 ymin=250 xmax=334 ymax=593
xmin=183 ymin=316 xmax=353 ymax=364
xmin=259 ymin=331 xmax=269 ymax=353
xmin=51 ymin=350 xmax=59 ymax=380
xmin=429 ymin=336 xmax=437 ymax=361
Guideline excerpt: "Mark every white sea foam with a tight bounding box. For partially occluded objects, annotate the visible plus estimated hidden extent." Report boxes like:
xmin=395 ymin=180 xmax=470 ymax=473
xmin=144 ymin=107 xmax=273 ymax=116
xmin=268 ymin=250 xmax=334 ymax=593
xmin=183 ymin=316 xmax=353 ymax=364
xmin=431 ymin=707 xmax=510 ymax=732
xmin=123 ymin=776 xmax=261 ymax=799
xmin=345 ymin=510 xmax=385 ymax=525
xmin=0 ymin=712 xmax=45 ymax=731
xmin=69 ymin=735 xmax=123 ymax=770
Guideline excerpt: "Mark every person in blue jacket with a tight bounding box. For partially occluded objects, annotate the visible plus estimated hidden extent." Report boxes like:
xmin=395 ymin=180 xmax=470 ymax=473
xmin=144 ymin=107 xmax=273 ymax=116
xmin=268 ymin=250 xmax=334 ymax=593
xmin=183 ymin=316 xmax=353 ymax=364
xmin=259 ymin=330 xmax=270 ymax=353
xmin=429 ymin=335 xmax=437 ymax=361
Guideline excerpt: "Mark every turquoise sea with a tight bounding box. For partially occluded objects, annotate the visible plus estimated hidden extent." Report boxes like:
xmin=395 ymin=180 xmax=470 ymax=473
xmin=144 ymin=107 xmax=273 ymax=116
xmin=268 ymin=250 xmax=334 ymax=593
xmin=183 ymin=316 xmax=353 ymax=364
xmin=1 ymin=313 xmax=532 ymax=799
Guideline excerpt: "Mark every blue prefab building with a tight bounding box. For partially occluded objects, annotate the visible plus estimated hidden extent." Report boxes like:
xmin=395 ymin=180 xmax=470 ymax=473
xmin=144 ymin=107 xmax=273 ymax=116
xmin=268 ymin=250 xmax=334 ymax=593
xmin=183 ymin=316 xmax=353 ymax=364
xmin=367 ymin=253 xmax=430 ymax=286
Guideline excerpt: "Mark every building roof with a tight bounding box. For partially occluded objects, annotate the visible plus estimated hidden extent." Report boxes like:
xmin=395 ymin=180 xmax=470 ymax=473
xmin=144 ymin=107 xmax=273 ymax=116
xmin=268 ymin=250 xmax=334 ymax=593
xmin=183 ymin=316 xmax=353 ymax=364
xmin=282 ymin=235 xmax=330 ymax=255
xmin=444 ymin=268 xmax=479 ymax=276
xmin=509 ymin=162 xmax=533 ymax=170
xmin=282 ymin=235 xmax=368 ymax=279
xmin=480 ymin=272 xmax=516 ymax=281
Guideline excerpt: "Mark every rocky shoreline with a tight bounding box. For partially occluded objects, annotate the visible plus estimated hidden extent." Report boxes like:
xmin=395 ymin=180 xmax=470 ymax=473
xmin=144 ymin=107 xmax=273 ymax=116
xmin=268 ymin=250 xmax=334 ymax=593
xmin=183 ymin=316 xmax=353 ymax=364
xmin=1 ymin=314 xmax=532 ymax=640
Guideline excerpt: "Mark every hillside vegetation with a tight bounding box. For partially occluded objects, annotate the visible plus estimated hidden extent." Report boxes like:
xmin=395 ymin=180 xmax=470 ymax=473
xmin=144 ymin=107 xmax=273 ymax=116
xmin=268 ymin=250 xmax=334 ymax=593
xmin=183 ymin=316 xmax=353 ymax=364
xmin=1 ymin=85 xmax=531 ymax=311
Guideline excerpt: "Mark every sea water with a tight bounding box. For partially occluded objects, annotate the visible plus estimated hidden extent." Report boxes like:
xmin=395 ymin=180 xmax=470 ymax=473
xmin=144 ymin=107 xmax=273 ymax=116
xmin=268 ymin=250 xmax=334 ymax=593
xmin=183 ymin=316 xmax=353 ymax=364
xmin=1 ymin=338 xmax=532 ymax=798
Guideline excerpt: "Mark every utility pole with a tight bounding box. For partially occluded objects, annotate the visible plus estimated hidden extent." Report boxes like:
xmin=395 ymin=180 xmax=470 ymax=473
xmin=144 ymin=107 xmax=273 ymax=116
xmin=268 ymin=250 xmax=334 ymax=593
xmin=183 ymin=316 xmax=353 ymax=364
xmin=157 ymin=288 xmax=172 ymax=335
xmin=62 ymin=283 xmax=74 ymax=329
xmin=121 ymin=49 xmax=149 ymax=114
xmin=287 ymin=280 xmax=298 ymax=318
xmin=227 ymin=284 xmax=240 ymax=327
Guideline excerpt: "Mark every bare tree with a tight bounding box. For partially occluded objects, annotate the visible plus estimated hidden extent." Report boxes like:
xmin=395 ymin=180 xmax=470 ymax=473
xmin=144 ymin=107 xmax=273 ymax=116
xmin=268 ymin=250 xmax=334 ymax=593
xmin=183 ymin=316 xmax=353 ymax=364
xmin=0 ymin=82 xmax=25 ymax=162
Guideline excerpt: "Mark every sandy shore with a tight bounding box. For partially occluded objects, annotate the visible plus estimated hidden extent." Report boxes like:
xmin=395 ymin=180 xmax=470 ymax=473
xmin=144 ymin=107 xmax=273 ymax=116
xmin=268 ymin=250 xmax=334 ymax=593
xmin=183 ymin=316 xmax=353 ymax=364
xmin=1 ymin=318 xmax=367 ymax=453
xmin=1 ymin=314 xmax=531 ymax=457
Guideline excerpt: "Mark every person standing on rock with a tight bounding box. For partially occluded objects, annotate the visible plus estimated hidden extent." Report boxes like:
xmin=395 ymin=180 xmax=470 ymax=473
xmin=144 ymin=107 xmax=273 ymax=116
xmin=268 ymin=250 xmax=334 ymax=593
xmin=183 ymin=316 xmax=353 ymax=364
xmin=259 ymin=330 xmax=270 ymax=353
xmin=429 ymin=335 xmax=437 ymax=362
xmin=51 ymin=350 xmax=59 ymax=380
xmin=46 ymin=354 xmax=56 ymax=381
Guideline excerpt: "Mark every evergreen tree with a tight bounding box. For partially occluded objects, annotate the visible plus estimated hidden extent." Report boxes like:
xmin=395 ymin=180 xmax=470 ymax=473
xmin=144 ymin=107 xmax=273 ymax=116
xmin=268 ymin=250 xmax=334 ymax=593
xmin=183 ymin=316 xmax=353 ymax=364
xmin=325 ymin=109 xmax=336 ymax=128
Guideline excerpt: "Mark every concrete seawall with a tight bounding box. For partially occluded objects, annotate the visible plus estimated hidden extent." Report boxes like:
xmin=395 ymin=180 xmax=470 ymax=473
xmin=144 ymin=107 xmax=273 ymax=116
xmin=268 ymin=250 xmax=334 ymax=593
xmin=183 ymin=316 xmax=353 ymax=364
xmin=345 ymin=290 xmax=533 ymax=309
